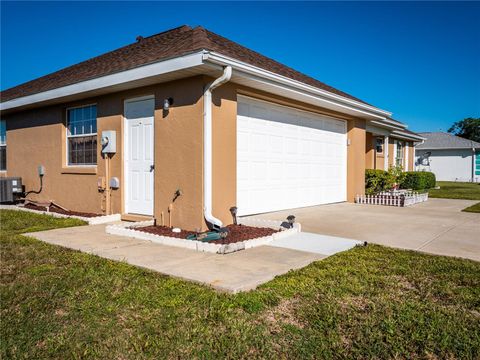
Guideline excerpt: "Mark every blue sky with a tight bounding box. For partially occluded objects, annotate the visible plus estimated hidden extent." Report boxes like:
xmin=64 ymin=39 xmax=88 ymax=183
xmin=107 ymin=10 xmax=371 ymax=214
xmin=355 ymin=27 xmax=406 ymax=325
xmin=1 ymin=1 xmax=479 ymax=132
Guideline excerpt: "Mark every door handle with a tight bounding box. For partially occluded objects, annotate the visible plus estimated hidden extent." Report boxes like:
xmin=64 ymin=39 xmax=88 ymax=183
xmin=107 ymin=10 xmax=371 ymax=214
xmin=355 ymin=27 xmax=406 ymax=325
xmin=150 ymin=164 xmax=155 ymax=172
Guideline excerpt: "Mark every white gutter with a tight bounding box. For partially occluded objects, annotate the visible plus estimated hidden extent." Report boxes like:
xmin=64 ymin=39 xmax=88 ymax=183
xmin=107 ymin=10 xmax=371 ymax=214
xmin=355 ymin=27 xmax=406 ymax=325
xmin=391 ymin=131 xmax=425 ymax=142
xmin=203 ymin=65 xmax=232 ymax=229
xmin=203 ymin=51 xmax=392 ymax=120
xmin=370 ymin=120 xmax=406 ymax=132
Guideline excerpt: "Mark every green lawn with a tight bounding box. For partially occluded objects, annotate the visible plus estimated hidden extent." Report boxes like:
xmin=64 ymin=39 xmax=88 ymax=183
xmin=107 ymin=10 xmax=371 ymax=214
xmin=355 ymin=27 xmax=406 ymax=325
xmin=1 ymin=210 xmax=480 ymax=359
xmin=463 ymin=202 xmax=480 ymax=213
xmin=429 ymin=181 xmax=480 ymax=200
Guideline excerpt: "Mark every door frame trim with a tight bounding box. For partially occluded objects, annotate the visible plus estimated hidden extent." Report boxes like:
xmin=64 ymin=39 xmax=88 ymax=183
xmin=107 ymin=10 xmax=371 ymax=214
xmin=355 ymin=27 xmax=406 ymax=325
xmin=123 ymin=95 xmax=155 ymax=215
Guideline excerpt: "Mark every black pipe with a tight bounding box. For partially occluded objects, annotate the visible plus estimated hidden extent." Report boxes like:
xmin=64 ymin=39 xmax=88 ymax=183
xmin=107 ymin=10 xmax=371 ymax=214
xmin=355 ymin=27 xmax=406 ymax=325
xmin=24 ymin=175 xmax=43 ymax=197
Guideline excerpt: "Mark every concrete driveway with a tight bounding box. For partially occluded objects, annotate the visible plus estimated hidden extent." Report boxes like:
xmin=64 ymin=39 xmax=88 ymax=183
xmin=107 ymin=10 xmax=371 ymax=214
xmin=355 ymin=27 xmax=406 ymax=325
xmin=246 ymin=198 xmax=480 ymax=261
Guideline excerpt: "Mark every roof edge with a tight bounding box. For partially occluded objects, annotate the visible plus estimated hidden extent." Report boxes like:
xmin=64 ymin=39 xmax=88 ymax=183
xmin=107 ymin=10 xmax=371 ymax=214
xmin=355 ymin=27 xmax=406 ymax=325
xmin=203 ymin=51 xmax=392 ymax=119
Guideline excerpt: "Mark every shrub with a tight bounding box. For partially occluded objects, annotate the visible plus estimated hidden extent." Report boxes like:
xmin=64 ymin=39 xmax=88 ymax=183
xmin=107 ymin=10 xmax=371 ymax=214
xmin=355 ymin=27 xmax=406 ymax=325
xmin=401 ymin=171 xmax=436 ymax=190
xmin=387 ymin=165 xmax=407 ymax=189
xmin=365 ymin=169 xmax=389 ymax=195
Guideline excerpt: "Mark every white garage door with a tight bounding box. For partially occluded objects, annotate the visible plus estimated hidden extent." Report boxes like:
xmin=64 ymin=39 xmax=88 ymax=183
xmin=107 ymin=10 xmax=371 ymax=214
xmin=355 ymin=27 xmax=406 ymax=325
xmin=237 ymin=96 xmax=347 ymax=216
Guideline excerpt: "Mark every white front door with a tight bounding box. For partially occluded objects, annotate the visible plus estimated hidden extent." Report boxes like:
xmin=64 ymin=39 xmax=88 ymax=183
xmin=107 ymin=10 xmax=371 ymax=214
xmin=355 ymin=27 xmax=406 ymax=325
xmin=124 ymin=96 xmax=155 ymax=215
xmin=237 ymin=96 xmax=347 ymax=216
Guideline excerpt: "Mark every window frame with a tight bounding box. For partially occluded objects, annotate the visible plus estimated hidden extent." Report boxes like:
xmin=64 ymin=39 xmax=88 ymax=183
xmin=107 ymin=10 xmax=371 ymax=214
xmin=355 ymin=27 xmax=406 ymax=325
xmin=395 ymin=140 xmax=404 ymax=167
xmin=375 ymin=137 xmax=384 ymax=154
xmin=0 ymin=119 xmax=6 ymax=172
xmin=65 ymin=104 xmax=98 ymax=167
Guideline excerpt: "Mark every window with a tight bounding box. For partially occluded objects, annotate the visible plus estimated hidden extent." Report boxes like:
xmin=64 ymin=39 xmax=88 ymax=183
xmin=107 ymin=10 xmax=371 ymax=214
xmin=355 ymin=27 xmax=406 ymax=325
xmin=396 ymin=141 xmax=404 ymax=167
xmin=375 ymin=137 xmax=384 ymax=153
xmin=0 ymin=120 xmax=6 ymax=171
xmin=66 ymin=105 xmax=97 ymax=165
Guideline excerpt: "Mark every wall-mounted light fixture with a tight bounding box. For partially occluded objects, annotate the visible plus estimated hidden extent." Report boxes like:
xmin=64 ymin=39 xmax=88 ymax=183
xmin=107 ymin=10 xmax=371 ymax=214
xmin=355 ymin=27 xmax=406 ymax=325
xmin=163 ymin=97 xmax=174 ymax=111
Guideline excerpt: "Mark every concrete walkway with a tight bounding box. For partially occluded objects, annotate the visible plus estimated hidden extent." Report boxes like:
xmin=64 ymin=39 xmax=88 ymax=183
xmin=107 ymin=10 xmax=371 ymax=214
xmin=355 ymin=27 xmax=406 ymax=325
xmin=247 ymin=198 xmax=480 ymax=262
xmin=270 ymin=232 xmax=362 ymax=255
xmin=26 ymin=224 xmax=327 ymax=293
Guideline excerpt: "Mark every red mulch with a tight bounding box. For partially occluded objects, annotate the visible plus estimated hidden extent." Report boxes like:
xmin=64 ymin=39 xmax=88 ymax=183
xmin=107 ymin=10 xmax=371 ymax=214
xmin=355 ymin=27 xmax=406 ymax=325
xmin=133 ymin=224 xmax=278 ymax=245
xmin=23 ymin=203 xmax=101 ymax=218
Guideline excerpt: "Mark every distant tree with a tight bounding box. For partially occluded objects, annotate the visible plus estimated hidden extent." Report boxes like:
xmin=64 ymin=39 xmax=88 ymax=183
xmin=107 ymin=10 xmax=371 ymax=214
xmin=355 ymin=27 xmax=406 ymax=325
xmin=448 ymin=117 xmax=480 ymax=142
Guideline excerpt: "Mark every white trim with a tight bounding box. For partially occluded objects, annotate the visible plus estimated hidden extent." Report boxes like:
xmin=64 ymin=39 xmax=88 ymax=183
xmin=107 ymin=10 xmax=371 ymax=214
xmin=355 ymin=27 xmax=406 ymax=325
xmin=393 ymin=139 xmax=397 ymax=166
xmin=369 ymin=120 xmax=405 ymax=131
xmin=405 ymin=142 xmax=409 ymax=170
xmin=384 ymin=135 xmax=389 ymax=170
xmin=1 ymin=52 xmax=205 ymax=111
xmin=3 ymin=47 xmax=401 ymax=129
xmin=67 ymin=132 xmax=98 ymax=139
xmin=65 ymin=104 xmax=98 ymax=166
xmin=203 ymin=52 xmax=392 ymax=119
xmin=391 ymin=130 xmax=425 ymax=141
xmin=0 ymin=205 xmax=121 ymax=225
xmin=123 ymin=95 xmax=155 ymax=216
xmin=369 ymin=120 xmax=425 ymax=141
xmin=238 ymin=94 xmax=351 ymax=124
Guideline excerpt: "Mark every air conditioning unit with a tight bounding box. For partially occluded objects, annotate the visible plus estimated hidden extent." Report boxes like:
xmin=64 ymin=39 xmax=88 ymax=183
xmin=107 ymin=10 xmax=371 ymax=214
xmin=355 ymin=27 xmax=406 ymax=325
xmin=0 ymin=177 xmax=23 ymax=203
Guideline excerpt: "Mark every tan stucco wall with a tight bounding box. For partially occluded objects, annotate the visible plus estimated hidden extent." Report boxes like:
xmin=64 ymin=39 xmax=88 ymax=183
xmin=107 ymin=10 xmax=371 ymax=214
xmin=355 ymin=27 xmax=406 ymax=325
xmin=365 ymin=132 xmax=375 ymax=170
xmin=4 ymin=77 xmax=204 ymax=231
xmin=388 ymin=138 xmax=395 ymax=167
xmin=347 ymin=119 xmax=366 ymax=201
xmin=211 ymin=81 xmax=238 ymax=226
xmin=375 ymin=137 xmax=386 ymax=170
xmin=6 ymin=105 xmax=101 ymax=213
xmin=366 ymin=133 xmax=387 ymax=171
xmin=408 ymin=141 xmax=414 ymax=171
xmin=151 ymin=77 xmax=204 ymax=231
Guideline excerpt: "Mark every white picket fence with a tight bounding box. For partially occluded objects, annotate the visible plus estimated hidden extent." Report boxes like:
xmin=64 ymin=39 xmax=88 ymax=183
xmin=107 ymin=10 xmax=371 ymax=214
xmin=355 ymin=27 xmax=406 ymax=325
xmin=355 ymin=191 xmax=428 ymax=207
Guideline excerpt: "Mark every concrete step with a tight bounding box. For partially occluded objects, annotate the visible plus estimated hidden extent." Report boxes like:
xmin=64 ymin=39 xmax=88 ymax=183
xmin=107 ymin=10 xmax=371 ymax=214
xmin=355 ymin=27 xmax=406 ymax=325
xmin=268 ymin=232 xmax=363 ymax=255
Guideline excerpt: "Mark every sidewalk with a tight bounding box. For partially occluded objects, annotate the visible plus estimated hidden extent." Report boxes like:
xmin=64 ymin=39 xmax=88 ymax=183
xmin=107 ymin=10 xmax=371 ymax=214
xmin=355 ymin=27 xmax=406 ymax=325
xmin=27 ymin=224 xmax=326 ymax=293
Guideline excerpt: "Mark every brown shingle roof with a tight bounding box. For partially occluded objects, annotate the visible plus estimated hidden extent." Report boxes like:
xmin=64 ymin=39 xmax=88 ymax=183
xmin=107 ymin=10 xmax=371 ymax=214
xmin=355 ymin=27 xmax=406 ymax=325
xmin=1 ymin=25 xmax=368 ymax=105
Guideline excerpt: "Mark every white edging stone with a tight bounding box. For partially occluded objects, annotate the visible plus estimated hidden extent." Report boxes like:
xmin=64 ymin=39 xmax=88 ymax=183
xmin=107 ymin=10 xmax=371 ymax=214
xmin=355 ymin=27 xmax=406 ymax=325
xmin=105 ymin=217 xmax=300 ymax=255
xmin=0 ymin=204 xmax=121 ymax=225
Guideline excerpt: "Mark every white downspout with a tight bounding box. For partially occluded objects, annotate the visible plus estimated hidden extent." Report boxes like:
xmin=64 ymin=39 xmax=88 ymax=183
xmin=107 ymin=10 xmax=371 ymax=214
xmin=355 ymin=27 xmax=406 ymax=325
xmin=405 ymin=142 xmax=409 ymax=171
xmin=203 ymin=66 xmax=232 ymax=229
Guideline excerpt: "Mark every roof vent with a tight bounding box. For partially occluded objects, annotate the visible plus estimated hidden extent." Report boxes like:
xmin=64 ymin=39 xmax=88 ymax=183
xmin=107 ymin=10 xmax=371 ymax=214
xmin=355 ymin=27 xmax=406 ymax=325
xmin=136 ymin=35 xmax=144 ymax=42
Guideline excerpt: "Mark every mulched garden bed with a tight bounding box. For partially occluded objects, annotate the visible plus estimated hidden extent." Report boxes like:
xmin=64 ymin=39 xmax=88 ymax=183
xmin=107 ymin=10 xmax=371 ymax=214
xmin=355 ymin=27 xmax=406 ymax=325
xmin=133 ymin=224 xmax=278 ymax=245
xmin=23 ymin=203 xmax=102 ymax=218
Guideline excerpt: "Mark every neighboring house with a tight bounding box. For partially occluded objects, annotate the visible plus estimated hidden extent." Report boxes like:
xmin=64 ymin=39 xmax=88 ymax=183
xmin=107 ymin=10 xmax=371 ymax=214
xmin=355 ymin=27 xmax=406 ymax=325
xmin=0 ymin=25 xmax=422 ymax=231
xmin=416 ymin=132 xmax=480 ymax=182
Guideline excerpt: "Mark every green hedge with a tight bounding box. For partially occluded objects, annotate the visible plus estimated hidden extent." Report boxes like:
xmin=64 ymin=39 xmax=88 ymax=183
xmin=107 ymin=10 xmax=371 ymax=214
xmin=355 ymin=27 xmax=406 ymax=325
xmin=365 ymin=169 xmax=389 ymax=195
xmin=400 ymin=171 xmax=436 ymax=190
xmin=365 ymin=169 xmax=436 ymax=194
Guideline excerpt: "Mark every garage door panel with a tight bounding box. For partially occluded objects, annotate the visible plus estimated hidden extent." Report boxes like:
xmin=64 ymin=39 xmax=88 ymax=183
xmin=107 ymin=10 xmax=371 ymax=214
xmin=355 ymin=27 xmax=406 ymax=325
xmin=237 ymin=96 xmax=346 ymax=216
